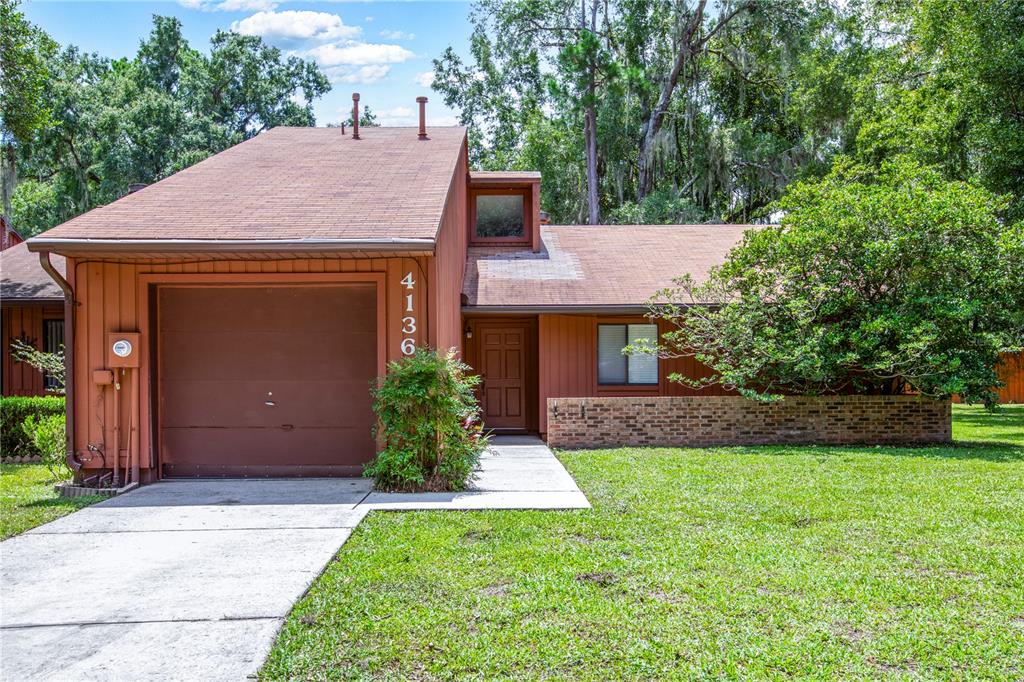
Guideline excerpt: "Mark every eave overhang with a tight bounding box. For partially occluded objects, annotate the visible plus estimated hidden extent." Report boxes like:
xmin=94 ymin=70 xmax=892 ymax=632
xmin=26 ymin=237 xmax=436 ymax=259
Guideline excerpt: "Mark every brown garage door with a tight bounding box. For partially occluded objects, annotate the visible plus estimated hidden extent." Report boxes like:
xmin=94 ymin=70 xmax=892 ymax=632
xmin=158 ymin=285 xmax=377 ymax=477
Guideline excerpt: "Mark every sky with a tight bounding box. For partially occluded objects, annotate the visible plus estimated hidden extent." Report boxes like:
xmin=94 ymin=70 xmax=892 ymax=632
xmin=21 ymin=0 xmax=476 ymax=127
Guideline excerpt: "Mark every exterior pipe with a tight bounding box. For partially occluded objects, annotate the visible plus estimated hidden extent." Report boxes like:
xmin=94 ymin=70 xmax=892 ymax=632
xmin=417 ymin=96 xmax=428 ymax=140
xmin=351 ymin=93 xmax=360 ymax=140
xmin=38 ymin=252 xmax=81 ymax=473
xmin=129 ymin=368 xmax=139 ymax=486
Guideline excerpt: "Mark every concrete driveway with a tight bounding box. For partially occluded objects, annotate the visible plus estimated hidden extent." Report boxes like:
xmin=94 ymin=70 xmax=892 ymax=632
xmin=0 ymin=479 xmax=370 ymax=681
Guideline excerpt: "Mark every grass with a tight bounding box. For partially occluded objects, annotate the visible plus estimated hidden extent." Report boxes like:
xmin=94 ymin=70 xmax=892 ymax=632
xmin=263 ymin=404 xmax=1024 ymax=680
xmin=0 ymin=464 xmax=105 ymax=540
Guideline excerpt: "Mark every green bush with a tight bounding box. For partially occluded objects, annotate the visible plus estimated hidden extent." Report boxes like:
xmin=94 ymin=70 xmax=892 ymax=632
xmin=21 ymin=414 xmax=68 ymax=479
xmin=1 ymin=396 xmax=65 ymax=459
xmin=365 ymin=348 xmax=488 ymax=491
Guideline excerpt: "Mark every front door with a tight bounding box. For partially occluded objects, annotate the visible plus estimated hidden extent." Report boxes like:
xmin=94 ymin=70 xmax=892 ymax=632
xmin=474 ymin=321 xmax=534 ymax=431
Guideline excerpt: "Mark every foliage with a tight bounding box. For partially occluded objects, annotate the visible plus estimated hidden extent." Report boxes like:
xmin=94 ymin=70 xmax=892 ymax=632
xmin=0 ymin=395 xmax=65 ymax=459
xmin=263 ymin=406 xmax=1024 ymax=680
xmin=608 ymin=186 xmax=706 ymax=225
xmin=10 ymin=337 xmax=64 ymax=393
xmin=1 ymin=463 xmax=103 ymax=539
xmin=640 ymin=158 xmax=1024 ymax=406
xmin=7 ymin=13 xmax=329 ymax=237
xmin=21 ymin=413 xmax=67 ymax=478
xmin=365 ymin=349 xmax=488 ymax=491
xmin=0 ymin=0 xmax=56 ymax=221
xmin=433 ymin=0 xmax=864 ymax=223
xmin=433 ymin=0 xmax=1023 ymax=227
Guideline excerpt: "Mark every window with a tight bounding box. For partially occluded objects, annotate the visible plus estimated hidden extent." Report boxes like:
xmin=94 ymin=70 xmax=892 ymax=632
xmin=474 ymin=193 xmax=525 ymax=239
xmin=598 ymin=324 xmax=658 ymax=385
xmin=43 ymin=319 xmax=64 ymax=391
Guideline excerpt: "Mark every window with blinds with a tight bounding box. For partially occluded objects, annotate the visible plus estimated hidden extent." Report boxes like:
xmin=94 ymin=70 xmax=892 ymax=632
xmin=597 ymin=323 xmax=658 ymax=385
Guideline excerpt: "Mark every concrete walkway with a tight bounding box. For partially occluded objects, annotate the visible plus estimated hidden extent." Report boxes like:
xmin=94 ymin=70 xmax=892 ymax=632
xmin=0 ymin=437 xmax=586 ymax=681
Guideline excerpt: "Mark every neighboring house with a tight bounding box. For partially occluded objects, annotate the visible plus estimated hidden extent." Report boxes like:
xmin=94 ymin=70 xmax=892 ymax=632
xmin=19 ymin=112 xmax=1010 ymax=482
xmin=2 ymin=216 xmax=25 ymax=251
xmin=0 ymin=241 xmax=66 ymax=396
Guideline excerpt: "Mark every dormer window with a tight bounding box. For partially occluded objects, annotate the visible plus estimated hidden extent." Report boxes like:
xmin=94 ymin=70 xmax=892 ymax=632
xmin=468 ymin=172 xmax=541 ymax=250
xmin=473 ymin=190 xmax=527 ymax=240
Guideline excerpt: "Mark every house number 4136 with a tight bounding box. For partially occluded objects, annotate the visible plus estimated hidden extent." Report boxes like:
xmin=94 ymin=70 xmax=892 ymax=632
xmin=400 ymin=271 xmax=416 ymax=355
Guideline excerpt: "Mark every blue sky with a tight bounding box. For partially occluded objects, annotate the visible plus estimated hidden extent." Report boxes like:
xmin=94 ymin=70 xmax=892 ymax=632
xmin=22 ymin=0 xmax=475 ymax=127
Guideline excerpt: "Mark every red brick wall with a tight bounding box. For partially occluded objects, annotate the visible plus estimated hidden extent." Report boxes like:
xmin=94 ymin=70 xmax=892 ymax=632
xmin=546 ymin=395 xmax=952 ymax=448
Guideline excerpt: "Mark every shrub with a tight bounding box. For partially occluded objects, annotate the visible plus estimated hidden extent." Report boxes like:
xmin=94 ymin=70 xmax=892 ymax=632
xmin=641 ymin=157 xmax=1024 ymax=406
xmin=0 ymin=396 xmax=65 ymax=459
xmin=21 ymin=414 xmax=68 ymax=479
xmin=365 ymin=348 xmax=488 ymax=491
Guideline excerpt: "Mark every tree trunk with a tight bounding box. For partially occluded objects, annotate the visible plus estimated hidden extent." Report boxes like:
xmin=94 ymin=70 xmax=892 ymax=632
xmin=1 ymin=142 xmax=16 ymax=224
xmin=584 ymin=100 xmax=600 ymax=224
xmin=582 ymin=0 xmax=601 ymax=224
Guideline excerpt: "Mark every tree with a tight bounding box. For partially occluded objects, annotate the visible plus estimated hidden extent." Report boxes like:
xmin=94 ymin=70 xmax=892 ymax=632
xmin=9 ymin=15 xmax=330 ymax=237
xmin=0 ymin=0 xmax=55 ymax=222
xmin=433 ymin=0 xmax=857 ymax=223
xmin=640 ymin=158 xmax=1024 ymax=406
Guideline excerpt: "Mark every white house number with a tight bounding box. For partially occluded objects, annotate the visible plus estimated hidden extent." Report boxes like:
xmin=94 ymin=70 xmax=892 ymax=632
xmin=400 ymin=271 xmax=416 ymax=355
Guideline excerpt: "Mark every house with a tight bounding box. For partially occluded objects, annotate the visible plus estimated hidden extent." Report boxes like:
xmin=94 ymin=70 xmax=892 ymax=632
xmin=2 ymin=215 xmax=25 ymax=251
xmin=20 ymin=103 xmax=988 ymax=482
xmin=1 ymin=240 xmax=66 ymax=396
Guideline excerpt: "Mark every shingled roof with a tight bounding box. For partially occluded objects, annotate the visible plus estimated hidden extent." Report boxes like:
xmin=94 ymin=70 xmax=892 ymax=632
xmin=1 ymin=241 xmax=65 ymax=302
xmin=29 ymin=126 xmax=467 ymax=253
xmin=462 ymin=224 xmax=758 ymax=309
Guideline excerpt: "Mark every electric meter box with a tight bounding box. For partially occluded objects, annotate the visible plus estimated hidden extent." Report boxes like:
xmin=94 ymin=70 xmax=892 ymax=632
xmin=106 ymin=332 xmax=141 ymax=368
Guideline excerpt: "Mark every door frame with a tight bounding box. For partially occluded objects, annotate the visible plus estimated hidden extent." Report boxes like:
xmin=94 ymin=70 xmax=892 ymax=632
xmin=462 ymin=315 xmax=538 ymax=434
xmin=139 ymin=272 xmax=387 ymax=478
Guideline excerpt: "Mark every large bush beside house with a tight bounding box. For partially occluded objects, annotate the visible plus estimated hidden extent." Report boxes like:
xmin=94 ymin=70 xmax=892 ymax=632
xmin=365 ymin=349 xmax=487 ymax=491
xmin=640 ymin=158 xmax=1024 ymax=406
xmin=0 ymin=396 xmax=65 ymax=460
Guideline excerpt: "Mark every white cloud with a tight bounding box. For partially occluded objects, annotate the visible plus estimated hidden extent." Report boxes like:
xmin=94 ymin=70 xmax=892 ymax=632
xmin=231 ymin=11 xmax=360 ymax=41
xmin=376 ymin=105 xmax=415 ymax=125
xmin=180 ymin=0 xmax=278 ymax=11
xmin=415 ymin=71 xmax=434 ymax=88
xmin=379 ymin=29 xmax=415 ymax=40
xmin=301 ymin=42 xmax=415 ymax=66
xmin=429 ymin=115 xmax=460 ymax=127
xmin=324 ymin=64 xmax=392 ymax=85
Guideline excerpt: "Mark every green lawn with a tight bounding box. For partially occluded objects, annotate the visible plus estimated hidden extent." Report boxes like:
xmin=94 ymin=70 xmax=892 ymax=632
xmin=0 ymin=464 xmax=105 ymax=540
xmin=263 ymin=404 xmax=1024 ymax=680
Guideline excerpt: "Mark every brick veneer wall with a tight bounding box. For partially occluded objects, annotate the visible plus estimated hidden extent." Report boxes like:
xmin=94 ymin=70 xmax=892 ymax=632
xmin=546 ymin=396 xmax=952 ymax=449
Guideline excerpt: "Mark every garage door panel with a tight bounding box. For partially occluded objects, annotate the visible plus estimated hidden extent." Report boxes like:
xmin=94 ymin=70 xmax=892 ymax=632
xmin=160 ymin=380 xmax=374 ymax=427
xmin=159 ymin=287 xmax=374 ymax=334
xmin=161 ymin=428 xmax=367 ymax=476
xmin=159 ymin=285 xmax=377 ymax=476
xmin=159 ymin=331 xmax=376 ymax=381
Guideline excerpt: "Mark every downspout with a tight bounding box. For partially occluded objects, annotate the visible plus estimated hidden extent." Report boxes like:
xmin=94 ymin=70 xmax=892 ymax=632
xmin=38 ymin=252 xmax=81 ymax=473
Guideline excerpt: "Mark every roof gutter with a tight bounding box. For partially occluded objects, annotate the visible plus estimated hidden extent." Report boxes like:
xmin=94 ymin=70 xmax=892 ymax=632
xmin=38 ymin=252 xmax=81 ymax=473
xmin=463 ymin=304 xmax=653 ymax=315
xmin=26 ymin=237 xmax=436 ymax=255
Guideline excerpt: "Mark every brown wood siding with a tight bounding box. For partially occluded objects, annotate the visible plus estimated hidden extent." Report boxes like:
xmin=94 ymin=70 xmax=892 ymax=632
xmin=1 ymin=304 xmax=63 ymax=396
xmin=68 ymin=254 xmax=456 ymax=476
xmin=431 ymin=141 xmax=469 ymax=353
xmin=536 ymin=313 xmax=729 ymax=433
xmin=998 ymin=352 xmax=1024 ymax=403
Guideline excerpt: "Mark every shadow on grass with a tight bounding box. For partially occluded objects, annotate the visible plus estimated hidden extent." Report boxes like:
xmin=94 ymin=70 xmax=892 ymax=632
xmin=704 ymin=442 xmax=1024 ymax=463
xmin=23 ymin=495 xmax=106 ymax=510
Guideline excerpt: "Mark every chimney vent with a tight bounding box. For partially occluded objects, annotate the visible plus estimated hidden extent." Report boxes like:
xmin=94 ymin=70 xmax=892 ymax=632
xmin=416 ymin=96 xmax=428 ymax=140
xmin=351 ymin=93 xmax=361 ymax=140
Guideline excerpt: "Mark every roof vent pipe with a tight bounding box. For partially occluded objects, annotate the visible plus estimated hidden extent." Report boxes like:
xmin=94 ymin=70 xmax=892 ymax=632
xmin=351 ymin=93 xmax=360 ymax=140
xmin=416 ymin=96 xmax=428 ymax=140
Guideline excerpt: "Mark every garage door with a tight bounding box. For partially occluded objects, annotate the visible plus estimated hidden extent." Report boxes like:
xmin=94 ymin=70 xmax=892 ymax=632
xmin=158 ymin=285 xmax=377 ymax=477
